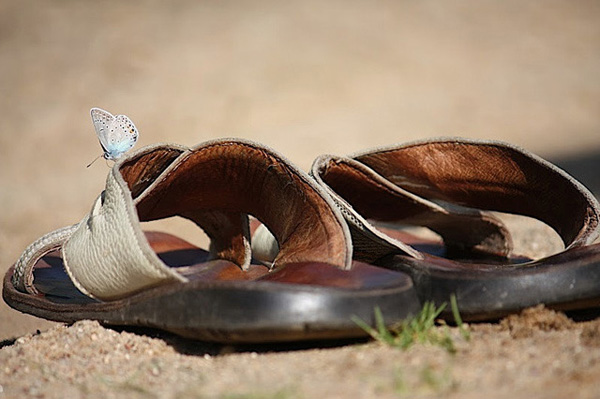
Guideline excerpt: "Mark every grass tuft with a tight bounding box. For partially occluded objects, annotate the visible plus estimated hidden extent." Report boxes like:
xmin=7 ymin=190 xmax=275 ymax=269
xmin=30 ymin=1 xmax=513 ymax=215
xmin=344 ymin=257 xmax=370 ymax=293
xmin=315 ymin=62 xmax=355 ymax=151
xmin=353 ymin=294 xmax=469 ymax=353
xmin=450 ymin=294 xmax=470 ymax=341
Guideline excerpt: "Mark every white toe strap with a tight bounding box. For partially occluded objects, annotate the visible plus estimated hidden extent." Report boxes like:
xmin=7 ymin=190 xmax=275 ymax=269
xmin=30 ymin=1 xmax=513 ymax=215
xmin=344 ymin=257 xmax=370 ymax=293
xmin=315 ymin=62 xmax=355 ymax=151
xmin=62 ymin=169 xmax=187 ymax=301
xmin=13 ymin=165 xmax=187 ymax=301
xmin=13 ymin=224 xmax=78 ymax=295
xmin=251 ymin=224 xmax=280 ymax=264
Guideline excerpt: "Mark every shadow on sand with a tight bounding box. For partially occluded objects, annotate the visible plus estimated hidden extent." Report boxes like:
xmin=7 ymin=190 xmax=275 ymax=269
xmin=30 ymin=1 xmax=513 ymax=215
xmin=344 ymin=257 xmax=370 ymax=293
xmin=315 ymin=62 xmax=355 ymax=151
xmin=108 ymin=325 xmax=369 ymax=356
xmin=551 ymin=149 xmax=600 ymax=199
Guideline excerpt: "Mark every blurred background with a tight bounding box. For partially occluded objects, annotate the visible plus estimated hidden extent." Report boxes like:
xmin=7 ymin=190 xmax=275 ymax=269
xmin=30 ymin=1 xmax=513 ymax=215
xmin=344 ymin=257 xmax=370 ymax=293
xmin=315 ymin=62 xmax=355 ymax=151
xmin=1 ymin=0 xmax=599 ymax=339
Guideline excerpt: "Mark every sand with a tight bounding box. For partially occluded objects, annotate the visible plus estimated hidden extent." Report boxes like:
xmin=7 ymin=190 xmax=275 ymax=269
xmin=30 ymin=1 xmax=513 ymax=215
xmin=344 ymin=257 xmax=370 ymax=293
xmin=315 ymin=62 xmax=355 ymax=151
xmin=1 ymin=1 xmax=600 ymax=397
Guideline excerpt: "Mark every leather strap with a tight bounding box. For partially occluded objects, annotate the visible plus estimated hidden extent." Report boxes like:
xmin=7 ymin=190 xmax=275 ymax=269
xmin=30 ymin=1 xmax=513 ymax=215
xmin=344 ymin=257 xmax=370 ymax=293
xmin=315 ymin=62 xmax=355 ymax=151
xmin=12 ymin=224 xmax=78 ymax=294
xmin=312 ymin=138 xmax=600 ymax=261
xmin=14 ymin=139 xmax=353 ymax=301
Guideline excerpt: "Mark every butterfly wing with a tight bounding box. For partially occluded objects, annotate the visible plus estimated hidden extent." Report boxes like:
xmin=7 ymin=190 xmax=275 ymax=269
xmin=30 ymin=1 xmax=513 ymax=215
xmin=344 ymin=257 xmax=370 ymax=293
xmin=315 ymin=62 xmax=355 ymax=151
xmin=107 ymin=114 xmax=139 ymax=159
xmin=90 ymin=108 xmax=139 ymax=160
xmin=90 ymin=108 xmax=116 ymax=156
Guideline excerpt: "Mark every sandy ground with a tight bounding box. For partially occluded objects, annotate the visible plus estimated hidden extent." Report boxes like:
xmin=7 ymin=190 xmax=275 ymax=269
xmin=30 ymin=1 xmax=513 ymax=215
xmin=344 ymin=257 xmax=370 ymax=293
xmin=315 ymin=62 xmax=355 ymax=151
xmin=1 ymin=0 xmax=600 ymax=397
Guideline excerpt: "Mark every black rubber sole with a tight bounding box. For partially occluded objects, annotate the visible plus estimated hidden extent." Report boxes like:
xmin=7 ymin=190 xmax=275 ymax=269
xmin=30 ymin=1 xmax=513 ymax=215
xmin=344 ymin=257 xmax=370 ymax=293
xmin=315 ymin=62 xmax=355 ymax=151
xmin=3 ymin=266 xmax=421 ymax=343
xmin=378 ymin=244 xmax=600 ymax=321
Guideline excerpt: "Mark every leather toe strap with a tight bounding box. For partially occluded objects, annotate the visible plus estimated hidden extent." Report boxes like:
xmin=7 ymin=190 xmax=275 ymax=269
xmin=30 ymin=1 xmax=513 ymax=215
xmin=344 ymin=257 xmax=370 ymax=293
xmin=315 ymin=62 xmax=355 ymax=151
xmin=15 ymin=140 xmax=353 ymax=301
xmin=312 ymin=138 xmax=600 ymax=261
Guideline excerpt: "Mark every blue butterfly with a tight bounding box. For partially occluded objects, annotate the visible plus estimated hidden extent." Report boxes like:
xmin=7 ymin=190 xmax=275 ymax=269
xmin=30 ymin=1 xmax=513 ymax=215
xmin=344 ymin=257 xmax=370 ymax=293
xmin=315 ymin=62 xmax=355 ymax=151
xmin=88 ymin=107 xmax=139 ymax=167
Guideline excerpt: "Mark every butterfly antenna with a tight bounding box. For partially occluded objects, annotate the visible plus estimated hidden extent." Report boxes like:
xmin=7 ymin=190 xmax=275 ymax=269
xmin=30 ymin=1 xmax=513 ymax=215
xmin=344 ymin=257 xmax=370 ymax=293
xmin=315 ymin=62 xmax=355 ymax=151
xmin=87 ymin=154 xmax=102 ymax=168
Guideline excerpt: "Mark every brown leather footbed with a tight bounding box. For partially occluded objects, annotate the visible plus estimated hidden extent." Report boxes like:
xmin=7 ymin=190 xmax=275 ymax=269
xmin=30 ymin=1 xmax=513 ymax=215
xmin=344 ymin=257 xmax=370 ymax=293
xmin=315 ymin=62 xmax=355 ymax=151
xmin=3 ymin=231 xmax=420 ymax=342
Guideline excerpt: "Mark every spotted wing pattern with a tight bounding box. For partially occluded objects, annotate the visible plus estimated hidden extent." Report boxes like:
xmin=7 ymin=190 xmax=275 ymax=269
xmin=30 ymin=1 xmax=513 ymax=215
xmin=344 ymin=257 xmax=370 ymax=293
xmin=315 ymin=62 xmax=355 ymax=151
xmin=90 ymin=107 xmax=139 ymax=161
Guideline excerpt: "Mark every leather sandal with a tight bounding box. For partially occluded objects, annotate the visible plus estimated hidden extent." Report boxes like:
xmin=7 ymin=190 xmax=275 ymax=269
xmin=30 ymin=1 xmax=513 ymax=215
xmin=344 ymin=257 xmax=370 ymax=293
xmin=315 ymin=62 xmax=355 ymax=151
xmin=3 ymin=139 xmax=420 ymax=342
xmin=307 ymin=138 xmax=600 ymax=320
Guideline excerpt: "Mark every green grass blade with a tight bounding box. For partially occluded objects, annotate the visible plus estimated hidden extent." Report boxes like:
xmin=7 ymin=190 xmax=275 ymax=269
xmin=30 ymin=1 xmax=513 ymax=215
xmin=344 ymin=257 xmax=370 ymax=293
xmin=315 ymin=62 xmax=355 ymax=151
xmin=450 ymin=294 xmax=470 ymax=341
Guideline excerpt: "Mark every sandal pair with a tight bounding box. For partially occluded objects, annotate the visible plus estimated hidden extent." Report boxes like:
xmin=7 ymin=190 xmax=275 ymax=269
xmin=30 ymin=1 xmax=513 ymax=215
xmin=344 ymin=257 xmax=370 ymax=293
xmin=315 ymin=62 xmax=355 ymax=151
xmin=4 ymin=138 xmax=600 ymax=342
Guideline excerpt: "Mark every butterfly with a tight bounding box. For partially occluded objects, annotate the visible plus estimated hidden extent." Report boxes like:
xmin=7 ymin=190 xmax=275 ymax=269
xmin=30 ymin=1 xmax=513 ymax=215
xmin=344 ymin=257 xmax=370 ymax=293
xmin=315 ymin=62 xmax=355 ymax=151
xmin=87 ymin=107 xmax=139 ymax=167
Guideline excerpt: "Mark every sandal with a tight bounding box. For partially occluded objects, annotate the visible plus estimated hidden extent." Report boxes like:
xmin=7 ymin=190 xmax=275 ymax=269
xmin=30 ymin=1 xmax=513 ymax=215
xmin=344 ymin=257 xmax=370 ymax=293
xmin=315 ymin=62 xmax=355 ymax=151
xmin=307 ymin=138 xmax=600 ymax=320
xmin=3 ymin=139 xmax=420 ymax=342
